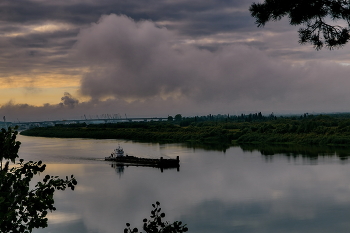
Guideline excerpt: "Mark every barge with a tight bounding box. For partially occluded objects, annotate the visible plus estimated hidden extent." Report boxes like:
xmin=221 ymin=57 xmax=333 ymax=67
xmin=105 ymin=146 xmax=180 ymax=168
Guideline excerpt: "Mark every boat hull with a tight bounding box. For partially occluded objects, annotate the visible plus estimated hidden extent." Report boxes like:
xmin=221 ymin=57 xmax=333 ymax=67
xmin=105 ymin=155 xmax=180 ymax=168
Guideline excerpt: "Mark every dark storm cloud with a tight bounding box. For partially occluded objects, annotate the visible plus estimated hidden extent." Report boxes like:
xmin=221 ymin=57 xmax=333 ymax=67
xmin=0 ymin=1 xmax=97 ymax=24
xmin=10 ymin=29 xmax=78 ymax=48
xmin=0 ymin=0 xmax=262 ymax=81
xmin=3 ymin=0 xmax=350 ymax=121
xmin=72 ymin=14 xmax=350 ymax=113
xmin=0 ymin=0 xmax=256 ymax=35
xmin=0 ymin=26 xmax=78 ymax=78
xmin=0 ymin=0 xmax=325 ymax=63
xmin=0 ymin=0 xmax=313 ymax=75
xmin=60 ymin=92 xmax=79 ymax=108
xmin=169 ymin=10 xmax=255 ymax=36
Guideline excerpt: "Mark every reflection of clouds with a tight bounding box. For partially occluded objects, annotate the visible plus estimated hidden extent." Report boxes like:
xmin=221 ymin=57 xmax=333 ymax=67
xmin=75 ymin=185 xmax=95 ymax=193
xmin=271 ymin=190 xmax=284 ymax=199
xmin=181 ymin=199 xmax=350 ymax=233
xmin=48 ymin=212 xmax=81 ymax=224
xmin=67 ymin=154 xmax=350 ymax=232
xmin=21 ymin=137 xmax=350 ymax=233
xmin=41 ymin=164 xmax=86 ymax=174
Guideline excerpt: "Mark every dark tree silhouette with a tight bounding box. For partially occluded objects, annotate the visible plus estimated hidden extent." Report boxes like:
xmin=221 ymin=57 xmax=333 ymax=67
xmin=175 ymin=114 xmax=182 ymax=122
xmin=250 ymin=0 xmax=350 ymax=50
xmin=124 ymin=202 xmax=188 ymax=233
xmin=0 ymin=127 xmax=77 ymax=233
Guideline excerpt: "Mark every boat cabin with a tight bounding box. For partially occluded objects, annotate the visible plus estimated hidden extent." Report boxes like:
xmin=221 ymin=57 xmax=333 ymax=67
xmin=111 ymin=146 xmax=125 ymax=157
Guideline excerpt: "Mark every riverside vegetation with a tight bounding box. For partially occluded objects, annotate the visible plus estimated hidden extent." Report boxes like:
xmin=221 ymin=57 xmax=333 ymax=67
xmin=20 ymin=113 xmax=350 ymax=147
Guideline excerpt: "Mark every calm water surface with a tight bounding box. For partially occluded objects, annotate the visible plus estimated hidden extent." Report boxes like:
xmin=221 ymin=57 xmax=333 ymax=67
xmin=16 ymin=135 xmax=350 ymax=233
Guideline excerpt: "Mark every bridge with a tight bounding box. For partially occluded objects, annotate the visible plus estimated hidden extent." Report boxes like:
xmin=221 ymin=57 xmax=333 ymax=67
xmin=1 ymin=117 xmax=168 ymax=130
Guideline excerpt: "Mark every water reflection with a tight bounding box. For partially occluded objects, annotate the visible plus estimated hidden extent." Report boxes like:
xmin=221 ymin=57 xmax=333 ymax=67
xmin=16 ymin=135 xmax=350 ymax=233
xmin=109 ymin=162 xmax=180 ymax=177
xmin=134 ymin=139 xmax=232 ymax=152
xmin=110 ymin=163 xmax=125 ymax=177
xmin=183 ymin=142 xmax=231 ymax=152
xmin=239 ymin=143 xmax=350 ymax=161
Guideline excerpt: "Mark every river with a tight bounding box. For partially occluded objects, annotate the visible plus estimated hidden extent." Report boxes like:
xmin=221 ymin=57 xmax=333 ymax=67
xmin=16 ymin=134 xmax=350 ymax=233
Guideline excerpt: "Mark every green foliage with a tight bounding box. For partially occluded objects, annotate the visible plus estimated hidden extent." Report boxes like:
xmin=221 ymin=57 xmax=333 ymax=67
xmin=20 ymin=113 xmax=350 ymax=147
xmin=0 ymin=127 xmax=77 ymax=233
xmin=174 ymin=114 xmax=182 ymax=122
xmin=124 ymin=202 xmax=188 ymax=233
xmin=167 ymin=116 xmax=174 ymax=122
xmin=250 ymin=0 xmax=350 ymax=49
xmin=0 ymin=126 xmax=21 ymax=165
xmin=21 ymin=122 xmax=233 ymax=145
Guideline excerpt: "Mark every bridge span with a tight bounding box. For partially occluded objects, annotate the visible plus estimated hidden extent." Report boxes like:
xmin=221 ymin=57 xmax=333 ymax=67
xmin=1 ymin=117 xmax=168 ymax=129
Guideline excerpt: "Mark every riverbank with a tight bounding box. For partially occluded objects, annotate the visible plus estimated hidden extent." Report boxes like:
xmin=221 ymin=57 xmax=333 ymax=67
xmin=19 ymin=114 xmax=350 ymax=147
xmin=20 ymin=122 xmax=232 ymax=144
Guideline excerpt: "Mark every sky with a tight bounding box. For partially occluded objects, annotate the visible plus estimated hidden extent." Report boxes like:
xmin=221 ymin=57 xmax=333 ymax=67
xmin=2 ymin=0 xmax=350 ymax=122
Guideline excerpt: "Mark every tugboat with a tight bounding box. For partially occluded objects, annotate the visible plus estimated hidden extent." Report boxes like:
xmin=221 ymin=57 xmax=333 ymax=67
xmin=105 ymin=145 xmax=180 ymax=168
xmin=108 ymin=145 xmax=125 ymax=158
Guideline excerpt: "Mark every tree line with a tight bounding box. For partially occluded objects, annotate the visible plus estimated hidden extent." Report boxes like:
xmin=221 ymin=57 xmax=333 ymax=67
xmin=20 ymin=112 xmax=350 ymax=147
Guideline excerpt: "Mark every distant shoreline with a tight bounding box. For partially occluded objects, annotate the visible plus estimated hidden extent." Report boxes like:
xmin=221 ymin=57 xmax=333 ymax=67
xmin=19 ymin=114 xmax=350 ymax=148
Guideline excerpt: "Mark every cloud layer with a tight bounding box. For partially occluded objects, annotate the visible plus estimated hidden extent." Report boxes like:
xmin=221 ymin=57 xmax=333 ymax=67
xmin=73 ymin=14 xmax=350 ymax=112
xmin=2 ymin=1 xmax=350 ymax=121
